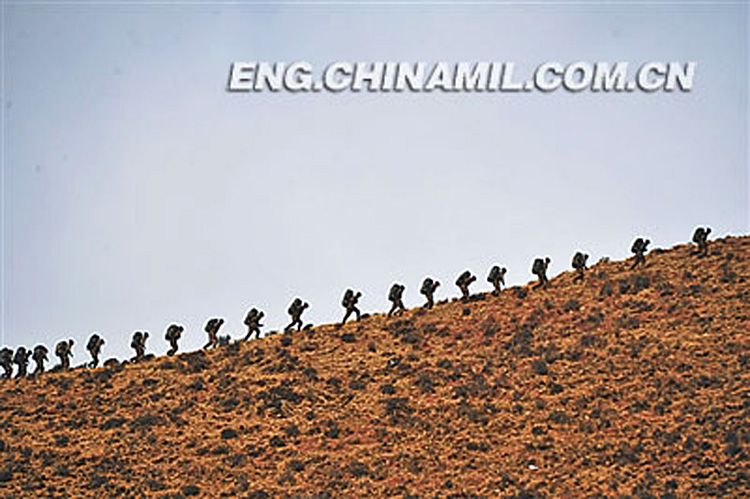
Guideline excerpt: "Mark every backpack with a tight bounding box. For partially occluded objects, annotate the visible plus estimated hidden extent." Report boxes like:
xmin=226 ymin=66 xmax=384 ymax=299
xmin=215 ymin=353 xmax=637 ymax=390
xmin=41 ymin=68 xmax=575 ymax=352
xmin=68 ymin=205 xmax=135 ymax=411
xmin=342 ymin=289 xmax=354 ymax=307
xmin=87 ymin=334 xmax=101 ymax=351
xmin=55 ymin=342 xmax=68 ymax=357
xmin=421 ymin=278 xmax=434 ymax=294
xmin=389 ymin=284 xmax=402 ymax=301
xmin=288 ymin=299 xmax=301 ymax=316
xmin=692 ymin=228 xmax=705 ymax=243
xmin=532 ymin=258 xmax=545 ymax=274
xmin=33 ymin=345 xmax=47 ymax=360
xmin=131 ymin=332 xmax=142 ymax=349
xmin=247 ymin=309 xmax=260 ymax=325
xmin=456 ymin=271 xmax=471 ymax=286
xmin=13 ymin=347 xmax=28 ymax=364
xmin=488 ymin=266 xmax=499 ymax=281
xmin=205 ymin=319 xmax=217 ymax=333
xmin=166 ymin=325 xmax=181 ymax=341
xmin=571 ymin=252 xmax=582 ymax=268
xmin=631 ymin=238 xmax=644 ymax=253
xmin=0 ymin=348 xmax=12 ymax=364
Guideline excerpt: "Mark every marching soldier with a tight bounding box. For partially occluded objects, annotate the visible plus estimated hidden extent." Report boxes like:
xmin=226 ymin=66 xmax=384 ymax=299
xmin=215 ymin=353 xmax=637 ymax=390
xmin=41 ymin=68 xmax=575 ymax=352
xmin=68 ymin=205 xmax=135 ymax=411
xmin=532 ymin=257 xmax=551 ymax=289
xmin=285 ymin=299 xmax=309 ymax=332
xmin=340 ymin=289 xmax=362 ymax=325
xmin=387 ymin=283 xmax=406 ymax=317
xmin=243 ymin=309 xmax=265 ymax=341
xmin=487 ymin=265 xmax=507 ymax=296
xmin=630 ymin=238 xmax=650 ymax=269
xmin=572 ymin=252 xmax=589 ymax=283
xmin=420 ymin=277 xmax=440 ymax=309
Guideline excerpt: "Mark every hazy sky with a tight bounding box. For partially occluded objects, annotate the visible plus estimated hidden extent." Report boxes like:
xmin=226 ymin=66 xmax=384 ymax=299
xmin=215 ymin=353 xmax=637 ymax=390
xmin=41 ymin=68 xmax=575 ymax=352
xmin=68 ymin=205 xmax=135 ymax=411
xmin=2 ymin=1 xmax=747 ymax=363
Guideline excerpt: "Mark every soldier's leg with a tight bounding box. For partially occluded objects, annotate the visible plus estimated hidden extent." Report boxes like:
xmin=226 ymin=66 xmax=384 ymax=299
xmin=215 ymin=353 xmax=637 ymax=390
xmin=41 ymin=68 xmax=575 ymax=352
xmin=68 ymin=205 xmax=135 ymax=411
xmin=388 ymin=302 xmax=397 ymax=317
xmin=342 ymin=308 xmax=352 ymax=325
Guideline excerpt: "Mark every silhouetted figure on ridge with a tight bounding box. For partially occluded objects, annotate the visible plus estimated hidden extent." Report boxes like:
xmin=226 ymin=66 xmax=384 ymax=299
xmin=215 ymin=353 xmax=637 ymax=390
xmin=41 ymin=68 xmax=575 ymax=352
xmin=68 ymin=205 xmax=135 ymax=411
xmin=692 ymin=227 xmax=712 ymax=257
xmin=387 ymin=283 xmax=406 ymax=317
xmin=285 ymin=298 xmax=309 ymax=332
xmin=13 ymin=347 xmax=30 ymax=378
xmin=532 ymin=257 xmax=551 ymax=289
xmin=55 ymin=339 xmax=74 ymax=371
xmin=456 ymin=270 xmax=477 ymax=302
xmin=630 ymin=238 xmax=650 ymax=269
xmin=165 ymin=324 xmax=184 ymax=356
xmin=340 ymin=289 xmax=362 ymax=325
xmin=32 ymin=345 xmax=48 ymax=376
xmin=202 ymin=318 xmax=225 ymax=350
xmin=572 ymin=252 xmax=589 ymax=283
xmin=131 ymin=331 xmax=149 ymax=361
xmin=243 ymin=309 xmax=264 ymax=340
xmin=420 ymin=277 xmax=440 ymax=309
xmin=0 ymin=348 xmax=13 ymax=379
xmin=487 ymin=265 xmax=507 ymax=296
xmin=86 ymin=333 xmax=105 ymax=368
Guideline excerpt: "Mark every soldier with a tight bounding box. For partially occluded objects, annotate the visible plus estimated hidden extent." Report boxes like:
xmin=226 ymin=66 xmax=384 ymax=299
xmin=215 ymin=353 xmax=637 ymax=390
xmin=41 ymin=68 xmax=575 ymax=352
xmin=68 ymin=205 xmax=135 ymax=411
xmin=131 ymin=331 xmax=149 ymax=361
xmin=32 ymin=345 xmax=48 ymax=376
xmin=86 ymin=333 xmax=105 ymax=368
xmin=420 ymin=277 xmax=440 ymax=309
xmin=572 ymin=252 xmax=589 ymax=283
xmin=340 ymin=289 xmax=362 ymax=325
xmin=630 ymin=238 xmax=650 ymax=269
xmin=487 ymin=265 xmax=507 ymax=296
xmin=285 ymin=298 xmax=309 ymax=332
xmin=455 ymin=270 xmax=477 ymax=302
xmin=55 ymin=339 xmax=74 ymax=370
xmin=243 ymin=309 xmax=265 ymax=341
xmin=0 ymin=348 xmax=12 ymax=379
xmin=387 ymin=283 xmax=406 ymax=317
xmin=165 ymin=324 xmax=184 ymax=356
xmin=532 ymin=257 xmax=552 ymax=289
xmin=13 ymin=347 xmax=30 ymax=378
xmin=202 ymin=318 xmax=225 ymax=349
xmin=692 ymin=227 xmax=712 ymax=257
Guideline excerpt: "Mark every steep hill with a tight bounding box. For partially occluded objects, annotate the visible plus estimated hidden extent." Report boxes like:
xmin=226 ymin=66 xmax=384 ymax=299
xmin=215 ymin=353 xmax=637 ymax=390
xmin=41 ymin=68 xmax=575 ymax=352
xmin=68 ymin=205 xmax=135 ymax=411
xmin=1 ymin=236 xmax=748 ymax=498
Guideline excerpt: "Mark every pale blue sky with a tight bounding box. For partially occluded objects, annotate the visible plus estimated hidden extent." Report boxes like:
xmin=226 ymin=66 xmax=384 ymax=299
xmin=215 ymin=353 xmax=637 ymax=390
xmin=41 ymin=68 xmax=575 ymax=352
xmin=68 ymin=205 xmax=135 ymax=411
xmin=2 ymin=1 xmax=747 ymax=362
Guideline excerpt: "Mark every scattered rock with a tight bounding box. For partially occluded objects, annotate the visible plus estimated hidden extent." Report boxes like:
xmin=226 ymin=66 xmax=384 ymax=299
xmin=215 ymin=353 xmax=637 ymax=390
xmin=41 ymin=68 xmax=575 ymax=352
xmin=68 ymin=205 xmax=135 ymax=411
xmin=221 ymin=428 xmax=238 ymax=440
xmin=183 ymin=484 xmax=200 ymax=496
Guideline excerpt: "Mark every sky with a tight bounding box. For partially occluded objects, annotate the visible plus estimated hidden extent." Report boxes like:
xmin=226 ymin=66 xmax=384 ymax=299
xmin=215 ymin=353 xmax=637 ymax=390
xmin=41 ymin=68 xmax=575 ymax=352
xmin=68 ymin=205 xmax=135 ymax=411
xmin=2 ymin=1 xmax=747 ymax=364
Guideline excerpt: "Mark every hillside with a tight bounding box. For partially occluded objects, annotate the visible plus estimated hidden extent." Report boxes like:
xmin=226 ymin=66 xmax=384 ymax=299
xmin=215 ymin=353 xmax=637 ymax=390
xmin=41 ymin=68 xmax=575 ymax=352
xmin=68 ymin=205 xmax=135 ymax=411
xmin=1 ymin=236 xmax=748 ymax=498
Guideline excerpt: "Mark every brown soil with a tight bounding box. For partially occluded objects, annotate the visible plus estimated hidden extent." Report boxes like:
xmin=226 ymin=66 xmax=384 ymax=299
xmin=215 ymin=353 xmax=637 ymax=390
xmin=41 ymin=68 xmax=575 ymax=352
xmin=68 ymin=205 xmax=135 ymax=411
xmin=1 ymin=236 xmax=748 ymax=498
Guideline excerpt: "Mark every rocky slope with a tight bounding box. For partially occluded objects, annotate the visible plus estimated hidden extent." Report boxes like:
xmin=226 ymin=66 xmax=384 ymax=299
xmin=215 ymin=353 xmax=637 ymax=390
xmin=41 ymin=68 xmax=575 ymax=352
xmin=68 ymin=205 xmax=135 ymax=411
xmin=1 ymin=236 xmax=748 ymax=498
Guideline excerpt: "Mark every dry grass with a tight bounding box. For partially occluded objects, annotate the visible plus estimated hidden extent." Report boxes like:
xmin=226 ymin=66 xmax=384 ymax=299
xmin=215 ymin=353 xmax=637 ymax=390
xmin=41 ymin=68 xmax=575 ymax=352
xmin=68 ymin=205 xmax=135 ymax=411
xmin=1 ymin=236 xmax=748 ymax=497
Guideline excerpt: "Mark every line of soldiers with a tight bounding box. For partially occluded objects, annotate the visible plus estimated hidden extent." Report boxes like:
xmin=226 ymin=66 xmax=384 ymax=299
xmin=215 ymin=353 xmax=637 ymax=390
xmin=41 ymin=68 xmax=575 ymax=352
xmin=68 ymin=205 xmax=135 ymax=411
xmin=0 ymin=229 xmax=713 ymax=380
